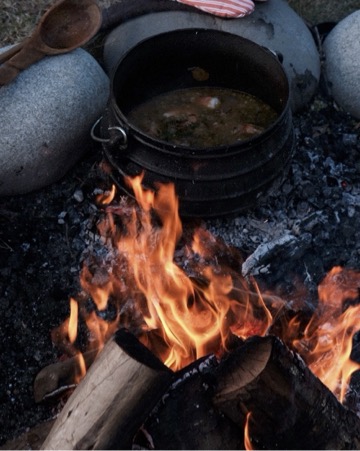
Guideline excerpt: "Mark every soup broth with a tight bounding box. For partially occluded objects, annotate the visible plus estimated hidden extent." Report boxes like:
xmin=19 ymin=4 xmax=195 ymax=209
xmin=127 ymin=87 xmax=278 ymax=148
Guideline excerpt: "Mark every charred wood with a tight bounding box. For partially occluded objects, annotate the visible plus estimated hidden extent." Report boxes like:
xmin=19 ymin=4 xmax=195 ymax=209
xmin=213 ymin=335 xmax=360 ymax=450
xmin=33 ymin=349 xmax=98 ymax=403
xmin=241 ymin=233 xmax=312 ymax=278
xmin=133 ymin=355 xmax=245 ymax=450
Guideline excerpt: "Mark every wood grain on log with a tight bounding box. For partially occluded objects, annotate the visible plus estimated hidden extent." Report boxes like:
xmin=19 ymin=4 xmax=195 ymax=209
xmin=41 ymin=329 xmax=173 ymax=450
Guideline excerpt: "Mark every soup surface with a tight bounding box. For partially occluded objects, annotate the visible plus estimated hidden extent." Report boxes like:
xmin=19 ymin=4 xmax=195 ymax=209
xmin=127 ymin=87 xmax=278 ymax=148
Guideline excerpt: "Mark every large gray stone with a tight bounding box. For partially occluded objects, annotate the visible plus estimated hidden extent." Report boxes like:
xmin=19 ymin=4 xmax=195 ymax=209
xmin=323 ymin=10 xmax=360 ymax=120
xmin=103 ymin=0 xmax=320 ymax=112
xmin=0 ymin=48 xmax=109 ymax=196
xmin=288 ymin=0 xmax=360 ymax=26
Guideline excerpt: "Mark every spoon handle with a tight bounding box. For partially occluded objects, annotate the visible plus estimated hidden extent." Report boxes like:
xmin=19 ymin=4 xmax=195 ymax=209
xmin=0 ymin=44 xmax=45 ymax=86
xmin=0 ymin=42 xmax=25 ymax=65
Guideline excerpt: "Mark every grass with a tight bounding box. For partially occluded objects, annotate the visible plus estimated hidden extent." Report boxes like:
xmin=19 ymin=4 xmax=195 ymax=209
xmin=0 ymin=0 xmax=54 ymax=47
xmin=0 ymin=0 xmax=119 ymax=48
xmin=1 ymin=0 xmax=358 ymax=48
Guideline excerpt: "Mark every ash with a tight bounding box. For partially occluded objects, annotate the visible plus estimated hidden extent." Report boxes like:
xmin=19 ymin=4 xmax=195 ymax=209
xmin=206 ymin=95 xmax=360 ymax=293
xmin=0 ymin=87 xmax=360 ymax=446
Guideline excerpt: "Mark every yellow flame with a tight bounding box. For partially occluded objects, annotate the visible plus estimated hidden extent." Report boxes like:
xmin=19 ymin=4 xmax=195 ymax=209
xmin=96 ymin=184 xmax=116 ymax=205
xmin=291 ymin=266 xmax=360 ymax=402
xmin=68 ymin=297 xmax=78 ymax=344
xmin=54 ymin=178 xmax=360 ymax=403
xmin=244 ymin=412 xmax=254 ymax=451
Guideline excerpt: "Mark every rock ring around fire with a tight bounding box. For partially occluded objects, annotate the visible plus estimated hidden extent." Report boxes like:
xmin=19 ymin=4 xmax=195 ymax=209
xmin=0 ymin=48 xmax=109 ymax=197
xmin=323 ymin=10 xmax=360 ymax=120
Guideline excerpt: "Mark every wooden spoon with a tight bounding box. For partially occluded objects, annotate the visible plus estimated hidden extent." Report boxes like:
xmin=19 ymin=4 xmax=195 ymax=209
xmin=0 ymin=0 xmax=102 ymax=86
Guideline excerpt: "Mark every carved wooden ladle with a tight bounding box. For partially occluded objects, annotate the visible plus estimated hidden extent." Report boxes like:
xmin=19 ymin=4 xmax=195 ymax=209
xmin=0 ymin=0 xmax=102 ymax=86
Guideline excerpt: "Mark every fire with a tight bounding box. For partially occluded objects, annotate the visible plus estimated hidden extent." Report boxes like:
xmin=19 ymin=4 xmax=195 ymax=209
xmin=95 ymin=184 xmax=116 ymax=205
xmin=54 ymin=175 xmax=360 ymax=403
xmin=67 ymin=297 xmax=78 ymax=344
xmin=244 ymin=412 xmax=254 ymax=451
xmin=51 ymin=297 xmax=86 ymax=383
xmin=290 ymin=266 xmax=360 ymax=402
xmin=92 ymin=174 xmax=275 ymax=370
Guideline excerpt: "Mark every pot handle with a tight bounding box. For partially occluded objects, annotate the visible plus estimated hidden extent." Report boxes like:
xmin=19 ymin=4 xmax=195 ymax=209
xmin=90 ymin=116 xmax=128 ymax=149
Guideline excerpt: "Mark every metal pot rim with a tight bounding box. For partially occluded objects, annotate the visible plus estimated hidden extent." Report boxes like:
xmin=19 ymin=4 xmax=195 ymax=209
xmin=109 ymin=28 xmax=291 ymax=156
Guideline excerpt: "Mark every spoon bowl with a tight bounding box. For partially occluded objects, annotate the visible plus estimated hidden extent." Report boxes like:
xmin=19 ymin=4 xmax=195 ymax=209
xmin=0 ymin=0 xmax=102 ymax=85
xmin=39 ymin=0 xmax=102 ymax=52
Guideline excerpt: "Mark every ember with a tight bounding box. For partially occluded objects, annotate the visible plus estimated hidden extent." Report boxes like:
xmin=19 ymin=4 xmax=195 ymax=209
xmin=52 ymin=173 xmax=360 ymax=407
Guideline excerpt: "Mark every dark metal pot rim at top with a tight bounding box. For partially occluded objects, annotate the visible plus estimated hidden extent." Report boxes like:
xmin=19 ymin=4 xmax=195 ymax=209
xmin=97 ymin=28 xmax=295 ymax=217
xmin=106 ymin=28 xmax=291 ymax=156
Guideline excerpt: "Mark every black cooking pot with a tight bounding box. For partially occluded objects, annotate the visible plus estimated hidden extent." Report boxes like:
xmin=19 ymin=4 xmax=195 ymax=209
xmin=98 ymin=28 xmax=295 ymax=217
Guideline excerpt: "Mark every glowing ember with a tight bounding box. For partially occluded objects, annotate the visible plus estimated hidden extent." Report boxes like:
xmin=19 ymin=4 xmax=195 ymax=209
xmin=54 ymin=175 xmax=360 ymax=403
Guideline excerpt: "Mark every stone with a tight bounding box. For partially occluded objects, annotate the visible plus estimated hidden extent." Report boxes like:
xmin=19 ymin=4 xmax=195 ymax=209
xmin=323 ymin=10 xmax=360 ymax=120
xmin=0 ymin=48 xmax=109 ymax=196
xmin=103 ymin=0 xmax=320 ymax=112
xmin=287 ymin=0 xmax=360 ymax=26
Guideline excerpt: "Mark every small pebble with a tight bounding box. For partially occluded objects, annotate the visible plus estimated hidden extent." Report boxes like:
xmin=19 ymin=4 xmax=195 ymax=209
xmin=73 ymin=189 xmax=84 ymax=203
xmin=342 ymin=134 xmax=358 ymax=146
xmin=58 ymin=211 xmax=67 ymax=224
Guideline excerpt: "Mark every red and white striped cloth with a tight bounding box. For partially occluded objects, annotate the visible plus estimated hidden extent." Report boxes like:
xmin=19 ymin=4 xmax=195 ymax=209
xmin=174 ymin=0 xmax=267 ymax=18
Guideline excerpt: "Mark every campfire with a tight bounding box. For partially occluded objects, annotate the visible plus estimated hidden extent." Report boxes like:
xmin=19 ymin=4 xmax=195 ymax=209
xmin=36 ymin=173 xmax=360 ymax=449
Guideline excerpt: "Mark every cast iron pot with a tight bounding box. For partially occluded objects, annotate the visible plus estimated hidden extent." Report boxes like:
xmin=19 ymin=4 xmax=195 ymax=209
xmin=97 ymin=28 xmax=295 ymax=217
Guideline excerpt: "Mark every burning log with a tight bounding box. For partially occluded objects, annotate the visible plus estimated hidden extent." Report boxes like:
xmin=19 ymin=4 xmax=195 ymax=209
xmin=32 ymin=181 xmax=360 ymax=449
xmin=213 ymin=335 xmax=360 ymax=450
xmin=133 ymin=354 xmax=246 ymax=450
xmin=136 ymin=336 xmax=360 ymax=450
xmin=33 ymin=349 xmax=97 ymax=403
xmin=41 ymin=329 xmax=173 ymax=450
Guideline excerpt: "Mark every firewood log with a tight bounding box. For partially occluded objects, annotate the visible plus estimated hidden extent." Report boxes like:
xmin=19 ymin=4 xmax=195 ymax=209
xmin=133 ymin=355 xmax=245 ymax=450
xmin=33 ymin=349 xmax=97 ymax=403
xmin=41 ymin=329 xmax=173 ymax=450
xmin=213 ymin=335 xmax=360 ymax=450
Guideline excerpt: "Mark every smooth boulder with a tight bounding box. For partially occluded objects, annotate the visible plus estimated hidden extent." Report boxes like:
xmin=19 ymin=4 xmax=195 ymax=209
xmin=323 ymin=10 xmax=360 ymax=119
xmin=288 ymin=0 xmax=360 ymax=25
xmin=0 ymin=48 xmax=109 ymax=196
xmin=103 ymin=0 xmax=320 ymax=112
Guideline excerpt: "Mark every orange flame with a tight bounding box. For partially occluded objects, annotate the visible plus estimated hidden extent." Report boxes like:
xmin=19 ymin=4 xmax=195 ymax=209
xmin=50 ymin=297 xmax=86 ymax=384
xmin=244 ymin=412 xmax=254 ymax=451
xmin=68 ymin=297 xmax=78 ymax=344
xmin=290 ymin=266 xmax=360 ymax=402
xmin=101 ymin=175 xmax=275 ymax=370
xmin=73 ymin=352 xmax=86 ymax=384
xmin=95 ymin=184 xmax=116 ymax=205
xmin=54 ymin=176 xmax=360 ymax=402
